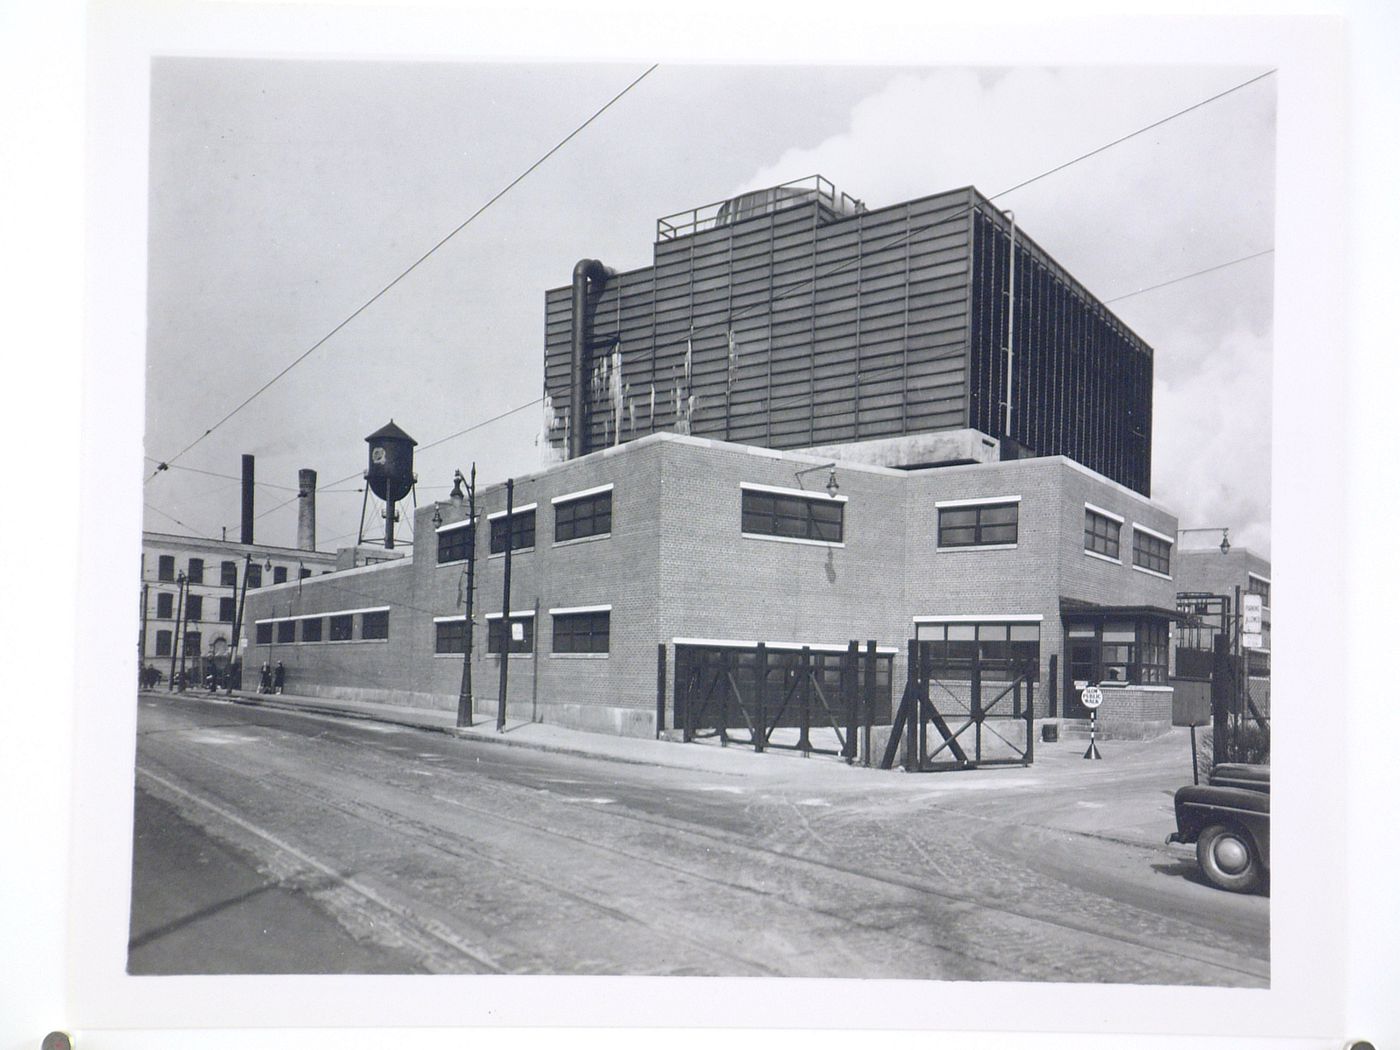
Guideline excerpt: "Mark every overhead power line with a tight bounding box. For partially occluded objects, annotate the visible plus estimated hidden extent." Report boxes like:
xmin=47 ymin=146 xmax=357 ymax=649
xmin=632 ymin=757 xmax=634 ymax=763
xmin=990 ymin=68 xmax=1276 ymax=200
xmin=146 ymin=62 xmax=660 ymax=483
xmin=1103 ymin=248 xmax=1274 ymax=304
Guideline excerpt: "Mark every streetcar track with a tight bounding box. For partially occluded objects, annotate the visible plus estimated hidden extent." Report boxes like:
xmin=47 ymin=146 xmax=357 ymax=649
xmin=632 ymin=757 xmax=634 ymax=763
xmin=137 ymin=695 xmax=1267 ymax=983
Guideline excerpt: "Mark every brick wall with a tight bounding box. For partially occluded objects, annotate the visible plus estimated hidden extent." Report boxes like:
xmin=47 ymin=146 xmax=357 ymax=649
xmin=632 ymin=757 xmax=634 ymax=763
xmin=241 ymin=434 xmax=1182 ymax=738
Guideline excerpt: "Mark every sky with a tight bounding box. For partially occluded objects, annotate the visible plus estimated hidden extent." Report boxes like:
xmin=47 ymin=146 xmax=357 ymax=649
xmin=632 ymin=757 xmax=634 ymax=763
xmin=141 ymin=61 xmax=1275 ymax=556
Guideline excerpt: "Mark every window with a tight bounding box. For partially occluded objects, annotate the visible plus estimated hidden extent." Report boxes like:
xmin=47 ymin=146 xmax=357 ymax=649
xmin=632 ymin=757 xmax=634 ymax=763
xmin=255 ymin=622 xmax=273 ymax=645
xmin=218 ymin=597 xmax=235 ymax=622
xmin=156 ymin=592 xmax=174 ymax=619
xmin=299 ymin=566 xmax=312 ymax=579
xmin=487 ymin=615 xmax=535 ymax=655
xmin=1248 ymin=575 xmax=1271 ymax=607
xmin=1133 ymin=528 xmax=1172 ymax=575
xmin=489 ymin=509 xmax=536 ymax=554
xmin=158 ymin=555 xmax=175 ymax=582
xmin=301 ymin=617 xmax=322 ymax=643
xmin=184 ymin=631 xmax=201 ymax=656
xmin=1067 ymin=618 xmax=1171 ymax=686
xmin=329 ymin=615 xmax=353 ymax=641
xmin=937 ymin=501 xmax=1018 ymax=548
xmin=361 ymin=610 xmax=390 ymax=640
xmin=915 ymin=621 xmax=1041 ymax=680
xmin=276 ymin=620 xmax=295 ymax=643
xmin=435 ymin=619 xmax=467 ymax=654
xmin=188 ymin=558 xmax=204 ymax=584
xmin=221 ymin=560 xmax=238 ymax=586
xmin=554 ymin=488 xmax=612 ymax=543
xmin=1084 ymin=508 xmax=1121 ymax=559
xmin=273 ymin=565 xmax=288 ymax=584
xmin=438 ymin=523 xmax=473 ymax=564
xmin=552 ymin=609 xmax=610 ymax=654
xmin=247 ymin=563 xmax=262 ymax=588
xmin=741 ymin=487 xmax=844 ymax=543
xmin=155 ymin=630 xmax=171 ymax=656
xmin=1140 ymin=621 xmax=1169 ymax=684
xmin=185 ymin=595 xmax=203 ymax=622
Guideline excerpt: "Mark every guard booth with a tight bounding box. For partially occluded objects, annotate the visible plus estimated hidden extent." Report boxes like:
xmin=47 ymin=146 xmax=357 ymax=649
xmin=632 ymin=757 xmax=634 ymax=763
xmin=672 ymin=640 xmax=895 ymax=761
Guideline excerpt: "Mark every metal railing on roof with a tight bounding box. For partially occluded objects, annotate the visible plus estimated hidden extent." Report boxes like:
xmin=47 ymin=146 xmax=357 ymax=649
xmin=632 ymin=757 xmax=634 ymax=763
xmin=656 ymin=175 xmax=864 ymax=241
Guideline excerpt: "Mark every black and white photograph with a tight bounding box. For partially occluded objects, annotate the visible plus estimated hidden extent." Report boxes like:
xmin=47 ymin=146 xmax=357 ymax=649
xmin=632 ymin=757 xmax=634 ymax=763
xmin=5 ymin=2 xmax=1397 ymax=1048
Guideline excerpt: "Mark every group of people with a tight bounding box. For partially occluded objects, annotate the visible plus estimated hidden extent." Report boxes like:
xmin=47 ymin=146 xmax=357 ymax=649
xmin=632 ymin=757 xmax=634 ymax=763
xmin=258 ymin=661 xmax=286 ymax=695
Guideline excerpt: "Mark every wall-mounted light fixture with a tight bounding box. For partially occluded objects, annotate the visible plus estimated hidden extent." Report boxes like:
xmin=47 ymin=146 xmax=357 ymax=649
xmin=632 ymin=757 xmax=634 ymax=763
xmin=794 ymin=462 xmax=840 ymax=498
xmin=1178 ymin=526 xmax=1231 ymax=555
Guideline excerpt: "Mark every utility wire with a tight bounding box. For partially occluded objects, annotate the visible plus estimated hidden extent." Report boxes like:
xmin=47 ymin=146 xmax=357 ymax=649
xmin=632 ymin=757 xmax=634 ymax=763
xmin=143 ymin=458 xmax=302 ymax=492
xmin=990 ymin=68 xmax=1276 ymax=200
xmin=1103 ymin=248 xmax=1274 ymax=304
xmin=143 ymin=502 xmax=211 ymax=539
xmin=146 ymin=63 xmax=660 ymax=483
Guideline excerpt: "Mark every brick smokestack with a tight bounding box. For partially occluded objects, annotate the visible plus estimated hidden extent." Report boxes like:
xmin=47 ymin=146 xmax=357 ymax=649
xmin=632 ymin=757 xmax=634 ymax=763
xmin=240 ymin=454 xmax=255 ymax=545
xmin=297 ymin=468 xmax=317 ymax=551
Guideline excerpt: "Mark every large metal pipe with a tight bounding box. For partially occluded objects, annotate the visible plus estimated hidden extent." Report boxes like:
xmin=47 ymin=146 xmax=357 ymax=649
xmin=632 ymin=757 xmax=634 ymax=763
xmin=568 ymin=258 xmax=612 ymax=459
xmin=240 ymin=454 xmax=255 ymax=544
xmin=297 ymin=468 xmax=317 ymax=551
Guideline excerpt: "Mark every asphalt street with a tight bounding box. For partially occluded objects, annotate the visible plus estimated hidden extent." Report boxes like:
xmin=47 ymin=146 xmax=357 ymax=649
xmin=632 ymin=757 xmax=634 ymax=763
xmin=129 ymin=691 xmax=1268 ymax=983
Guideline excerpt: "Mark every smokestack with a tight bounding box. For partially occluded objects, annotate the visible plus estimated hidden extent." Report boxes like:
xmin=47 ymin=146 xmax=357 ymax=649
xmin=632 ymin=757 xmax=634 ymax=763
xmin=240 ymin=454 xmax=255 ymax=545
xmin=298 ymin=468 xmax=317 ymax=551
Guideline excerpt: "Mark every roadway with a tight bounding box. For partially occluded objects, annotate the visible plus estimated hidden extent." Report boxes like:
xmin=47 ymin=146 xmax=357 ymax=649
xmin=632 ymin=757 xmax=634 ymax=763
xmin=129 ymin=691 xmax=1268 ymax=983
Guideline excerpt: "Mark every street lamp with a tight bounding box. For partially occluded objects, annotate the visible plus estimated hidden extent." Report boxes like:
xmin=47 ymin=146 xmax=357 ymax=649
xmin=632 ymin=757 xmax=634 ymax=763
xmin=435 ymin=466 xmax=478 ymax=729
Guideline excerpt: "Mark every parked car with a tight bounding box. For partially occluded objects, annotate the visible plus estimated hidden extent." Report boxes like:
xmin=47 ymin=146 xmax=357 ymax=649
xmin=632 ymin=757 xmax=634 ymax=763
xmin=1167 ymin=763 xmax=1270 ymax=893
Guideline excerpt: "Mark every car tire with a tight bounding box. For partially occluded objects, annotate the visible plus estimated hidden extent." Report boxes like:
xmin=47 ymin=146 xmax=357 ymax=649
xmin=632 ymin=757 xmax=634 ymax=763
xmin=1196 ymin=822 xmax=1262 ymax=893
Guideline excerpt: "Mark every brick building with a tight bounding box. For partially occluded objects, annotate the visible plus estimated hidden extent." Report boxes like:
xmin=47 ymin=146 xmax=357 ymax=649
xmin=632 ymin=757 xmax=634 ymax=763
xmin=140 ymin=532 xmax=339 ymax=683
xmin=238 ymin=177 xmax=1202 ymax=743
xmin=243 ymin=432 xmax=1180 ymax=739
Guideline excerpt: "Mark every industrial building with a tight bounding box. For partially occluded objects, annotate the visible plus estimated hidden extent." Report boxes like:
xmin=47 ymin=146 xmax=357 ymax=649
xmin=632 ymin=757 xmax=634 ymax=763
xmin=238 ymin=178 xmax=1194 ymax=746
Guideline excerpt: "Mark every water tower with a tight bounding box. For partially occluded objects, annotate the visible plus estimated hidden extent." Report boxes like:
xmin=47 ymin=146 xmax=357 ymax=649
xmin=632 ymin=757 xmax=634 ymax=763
xmin=362 ymin=420 xmax=417 ymax=549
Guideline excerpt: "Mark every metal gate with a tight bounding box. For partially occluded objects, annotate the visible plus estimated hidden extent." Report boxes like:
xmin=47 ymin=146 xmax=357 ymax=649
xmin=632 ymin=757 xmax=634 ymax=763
xmin=881 ymin=638 xmax=1036 ymax=771
xmin=673 ymin=641 xmax=892 ymax=761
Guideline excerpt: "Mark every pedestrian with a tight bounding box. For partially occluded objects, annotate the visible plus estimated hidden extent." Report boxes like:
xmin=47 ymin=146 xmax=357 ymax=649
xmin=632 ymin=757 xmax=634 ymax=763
xmin=259 ymin=662 xmax=272 ymax=694
xmin=273 ymin=661 xmax=285 ymax=694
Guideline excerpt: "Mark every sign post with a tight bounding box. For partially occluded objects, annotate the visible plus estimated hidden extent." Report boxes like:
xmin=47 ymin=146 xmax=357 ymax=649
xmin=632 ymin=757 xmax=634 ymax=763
xmin=1080 ymin=684 xmax=1104 ymax=760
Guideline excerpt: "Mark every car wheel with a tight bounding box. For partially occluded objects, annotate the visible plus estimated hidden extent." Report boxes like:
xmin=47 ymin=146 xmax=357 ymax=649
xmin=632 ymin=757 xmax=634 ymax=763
xmin=1196 ymin=823 xmax=1262 ymax=893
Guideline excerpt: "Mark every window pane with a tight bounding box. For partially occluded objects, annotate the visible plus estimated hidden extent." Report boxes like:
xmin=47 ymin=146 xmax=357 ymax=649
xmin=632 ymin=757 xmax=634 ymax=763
xmin=301 ymin=618 xmax=322 ymax=642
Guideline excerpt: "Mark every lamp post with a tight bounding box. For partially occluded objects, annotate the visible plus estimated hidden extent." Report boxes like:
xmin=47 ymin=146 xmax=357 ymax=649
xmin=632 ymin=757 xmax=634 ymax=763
xmin=432 ymin=465 xmax=479 ymax=729
xmin=497 ymin=478 xmax=514 ymax=733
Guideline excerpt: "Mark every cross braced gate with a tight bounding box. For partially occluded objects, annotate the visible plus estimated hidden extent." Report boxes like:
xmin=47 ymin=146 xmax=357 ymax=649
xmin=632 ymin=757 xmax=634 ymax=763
xmin=880 ymin=638 xmax=1037 ymax=772
xmin=674 ymin=641 xmax=891 ymax=762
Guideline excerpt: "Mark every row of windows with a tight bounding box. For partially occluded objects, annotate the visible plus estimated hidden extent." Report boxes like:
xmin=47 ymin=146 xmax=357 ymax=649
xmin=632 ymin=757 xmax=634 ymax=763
xmin=1247 ymin=575 xmax=1271 ymax=607
xmin=1067 ymin=619 xmax=1170 ymax=685
xmin=152 ymin=593 xmax=239 ymax=623
xmin=438 ymin=489 xmax=615 ymax=564
xmin=254 ymin=610 xmax=389 ymax=645
xmin=434 ymin=610 xmax=611 ymax=656
xmin=1083 ymin=508 xmax=1173 ymax=576
xmin=155 ymin=555 xmax=313 ymax=587
xmin=152 ymin=630 xmax=203 ymax=657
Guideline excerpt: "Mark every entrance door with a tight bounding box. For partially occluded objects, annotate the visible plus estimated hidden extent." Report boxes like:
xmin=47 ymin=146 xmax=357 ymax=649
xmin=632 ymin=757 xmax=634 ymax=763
xmin=1065 ymin=632 xmax=1098 ymax=719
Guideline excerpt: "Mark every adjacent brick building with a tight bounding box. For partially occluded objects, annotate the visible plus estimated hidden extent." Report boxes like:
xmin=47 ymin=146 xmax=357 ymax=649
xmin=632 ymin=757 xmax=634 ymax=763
xmin=243 ymin=431 xmax=1180 ymax=739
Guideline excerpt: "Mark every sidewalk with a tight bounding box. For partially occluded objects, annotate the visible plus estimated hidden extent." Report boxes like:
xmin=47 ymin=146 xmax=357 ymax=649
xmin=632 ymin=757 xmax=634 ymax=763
xmin=143 ymin=686 xmax=1198 ymax=852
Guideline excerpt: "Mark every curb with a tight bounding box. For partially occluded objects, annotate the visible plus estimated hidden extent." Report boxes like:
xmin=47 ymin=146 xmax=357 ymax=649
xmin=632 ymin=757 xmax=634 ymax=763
xmin=142 ymin=688 xmax=752 ymax=777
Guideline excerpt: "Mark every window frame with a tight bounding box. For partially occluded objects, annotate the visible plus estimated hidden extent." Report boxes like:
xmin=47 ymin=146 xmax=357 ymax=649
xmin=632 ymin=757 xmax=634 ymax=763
xmin=1083 ymin=504 xmax=1123 ymax=561
xmin=184 ymin=594 xmax=203 ymax=622
xmin=218 ymin=596 xmax=236 ymax=623
xmin=360 ymin=609 xmax=390 ymax=641
xmin=220 ymin=560 xmax=238 ymax=586
xmin=276 ymin=619 xmax=296 ymax=644
xmin=436 ymin=519 xmax=474 ymax=564
xmin=328 ymin=614 xmax=354 ymax=642
xmin=187 ymin=558 xmax=204 ymax=585
xmin=488 ymin=505 xmax=537 ymax=555
xmin=550 ymin=606 xmax=611 ymax=656
xmin=434 ymin=616 xmax=467 ymax=655
xmin=156 ymin=592 xmax=174 ymax=619
xmin=486 ymin=611 xmax=536 ymax=655
xmin=739 ymin=483 xmax=847 ymax=546
xmin=935 ymin=497 xmax=1020 ymax=550
xmin=1131 ymin=525 xmax=1173 ymax=577
xmin=154 ymin=630 xmax=172 ymax=656
xmin=255 ymin=621 xmax=273 ymax=645
xmin=300 ymin=617 xmax=323 ymax=643
xmin=553 ymin=485 xmax=614 ymax=545
xmin=157 ymin=555 xmax=175 ymax=582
